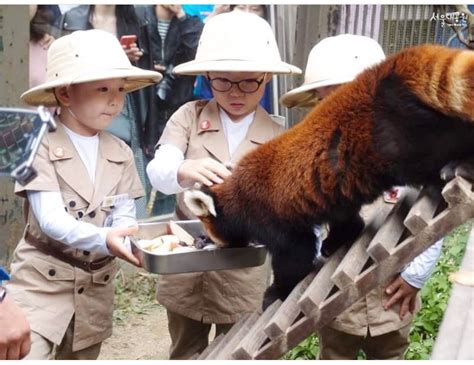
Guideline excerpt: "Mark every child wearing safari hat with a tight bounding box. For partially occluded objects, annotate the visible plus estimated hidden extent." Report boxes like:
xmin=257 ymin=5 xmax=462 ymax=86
xmin=146 ymin=11 xmax=300 ymax=359
xmin=6 ymin=29 xmax=161 ymax=360
xmin=280 ymin=34 xmax=443 ymax=360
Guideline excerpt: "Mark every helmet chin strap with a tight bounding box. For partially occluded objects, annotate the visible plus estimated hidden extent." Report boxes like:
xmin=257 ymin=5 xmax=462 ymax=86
xmin=65 ymin=105 xmax=81 ymax=122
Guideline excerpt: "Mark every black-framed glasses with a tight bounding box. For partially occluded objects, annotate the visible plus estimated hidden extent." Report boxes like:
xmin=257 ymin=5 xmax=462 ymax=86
xmin=207 ymin=73 xmax=267 ymax=93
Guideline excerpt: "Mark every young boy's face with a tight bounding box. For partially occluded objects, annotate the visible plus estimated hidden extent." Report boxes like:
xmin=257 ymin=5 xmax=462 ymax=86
xmin=207 ymin=71 xmax=270 ymax=121
xmin=61 ymin=78 xmax=126 ymax=135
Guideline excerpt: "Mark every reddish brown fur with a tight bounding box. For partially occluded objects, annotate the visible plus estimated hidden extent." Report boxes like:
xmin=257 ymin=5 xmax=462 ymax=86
xmin=210 ymin=45 xmax=474 ymax=223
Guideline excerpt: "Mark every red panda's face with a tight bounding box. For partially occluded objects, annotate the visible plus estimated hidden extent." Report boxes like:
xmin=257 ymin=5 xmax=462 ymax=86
xmin=200 ymin=216 xmax=229 ymax=248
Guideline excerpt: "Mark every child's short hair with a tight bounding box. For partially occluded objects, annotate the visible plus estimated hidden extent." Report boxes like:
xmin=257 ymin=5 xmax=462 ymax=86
xmin=22 ymin=29 xmax=162 ymax=106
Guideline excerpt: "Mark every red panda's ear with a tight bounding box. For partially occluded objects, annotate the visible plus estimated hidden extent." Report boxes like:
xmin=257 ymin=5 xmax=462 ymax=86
xmin=184 ymin=190 xmax=217 ymax=217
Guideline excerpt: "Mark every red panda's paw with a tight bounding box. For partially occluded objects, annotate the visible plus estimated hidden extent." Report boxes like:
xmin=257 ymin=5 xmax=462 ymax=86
xmin=262 ymin=283 xmax=283 ymax=311
xmin=440 ymin=158 xmax=474 ymax=182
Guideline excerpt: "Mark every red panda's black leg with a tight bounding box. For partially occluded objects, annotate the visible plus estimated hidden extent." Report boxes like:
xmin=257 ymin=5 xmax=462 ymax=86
xmin=263 ymin=229 xmax=317 ymax=310
xmin=320 ymin=214 xmax=364 ymax=258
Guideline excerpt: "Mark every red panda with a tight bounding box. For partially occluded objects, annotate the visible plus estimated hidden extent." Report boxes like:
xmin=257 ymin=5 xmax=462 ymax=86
xmin=184 ymin=44 xmax=474 ymax=308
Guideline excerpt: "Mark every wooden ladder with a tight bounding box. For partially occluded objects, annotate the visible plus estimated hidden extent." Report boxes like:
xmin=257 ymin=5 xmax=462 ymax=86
xmin=196 ymin=176 xmax=474 ymax=360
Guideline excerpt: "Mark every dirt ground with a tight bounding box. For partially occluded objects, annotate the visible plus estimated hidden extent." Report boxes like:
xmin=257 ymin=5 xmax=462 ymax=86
xmin=99 ymin=304 xmax=171 ymax=360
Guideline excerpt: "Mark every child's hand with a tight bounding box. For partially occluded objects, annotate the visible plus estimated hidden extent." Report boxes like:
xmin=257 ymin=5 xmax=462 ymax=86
xmin=106 ymin=226 xmax=141 ymax=267
xmin=383 ymin=275 xmax=419 ymax=320
xmin=178 ymin=158 xmax=232 ymax=187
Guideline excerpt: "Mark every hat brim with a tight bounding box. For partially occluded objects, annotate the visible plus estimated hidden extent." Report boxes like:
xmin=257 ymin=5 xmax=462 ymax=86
xmin=21 ymin=66 xmax=162 ymax=107
xmin=280 ymin=75 xmax=353 ymax=108
xmin=173 ymin=60 xmax=302 ymax=76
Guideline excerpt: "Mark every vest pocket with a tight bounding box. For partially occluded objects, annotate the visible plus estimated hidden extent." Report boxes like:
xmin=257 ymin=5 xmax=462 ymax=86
xmin=31 ymin=256 xmax=75 ymax=281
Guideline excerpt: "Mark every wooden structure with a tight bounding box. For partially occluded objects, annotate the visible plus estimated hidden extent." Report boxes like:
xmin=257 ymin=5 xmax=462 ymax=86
xmin=432 ymin=227 xmax=474 ymax=359
xmin=195 ymin=176 xmax=474 ymax=360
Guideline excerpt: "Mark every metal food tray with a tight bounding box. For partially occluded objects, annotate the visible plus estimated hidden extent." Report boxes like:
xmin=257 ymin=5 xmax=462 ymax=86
xmin=132 ymin=220 xmax=267 ymax=275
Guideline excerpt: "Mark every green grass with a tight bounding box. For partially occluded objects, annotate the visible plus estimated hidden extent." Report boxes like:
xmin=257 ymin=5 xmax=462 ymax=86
xmin=284 ymin=221 xmax=471 ymax=360
xmin=113 ymin=269 xmax=158 ymax=323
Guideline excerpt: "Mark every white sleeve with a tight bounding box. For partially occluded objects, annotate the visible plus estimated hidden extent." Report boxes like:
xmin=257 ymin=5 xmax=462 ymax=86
xmin=109 ymin=198 xmax=137 ymax=229
xmin=400 ymin=238 xmax=443 ymax=288
xmin=146 ymin=143 xmax=188 ymax=195
xmin=27 ymin=190 xmax=111 ymax=255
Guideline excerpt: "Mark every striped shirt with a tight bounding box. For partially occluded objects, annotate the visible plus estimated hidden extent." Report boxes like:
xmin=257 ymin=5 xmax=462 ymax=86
xmin=157 ymin=19 xmax=171 ymax=41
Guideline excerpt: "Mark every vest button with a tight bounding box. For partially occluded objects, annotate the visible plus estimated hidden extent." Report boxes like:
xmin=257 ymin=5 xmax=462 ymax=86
xmin=48 ymin=269 xmax=56 ymax=276
xmin=78 ymin=211 xmax=83 ymax=218
xmin=69 ymin=201 xmax=76 ymax=208
xmin=78 ymin=287 xmax=84 ymax=294
xmin=89 ymin=211 xmax=96 ymax=218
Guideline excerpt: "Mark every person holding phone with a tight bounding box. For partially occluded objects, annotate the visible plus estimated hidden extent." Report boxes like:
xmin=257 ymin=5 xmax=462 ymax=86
xmin=134 ymin=5 xmax=204 ymax=215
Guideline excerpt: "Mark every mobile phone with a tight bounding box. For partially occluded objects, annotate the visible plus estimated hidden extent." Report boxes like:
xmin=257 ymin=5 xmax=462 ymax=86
xmin=120 ymin=35 xmax=137 ymax=48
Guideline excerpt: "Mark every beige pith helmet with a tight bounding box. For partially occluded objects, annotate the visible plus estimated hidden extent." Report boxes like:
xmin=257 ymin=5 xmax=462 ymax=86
xmin=280 ymin=34 xmax=386 ymax=108
xmin=173 ymin=11 xmax=301 ymax=76
xmin=21 ymin=29 xmax=162 ymax=106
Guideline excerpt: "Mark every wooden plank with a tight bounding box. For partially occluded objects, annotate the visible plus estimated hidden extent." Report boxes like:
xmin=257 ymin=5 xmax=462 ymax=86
xmin=368 ymin=188 xmax=419 ymax=261
xmin=232 ymin=300 xmax=282 ymax=359
xmin=404 ymin=185 xmax=441 ymax=235
xmin=442 ymin=176 xmax=473 ymax=207
xmin=298 ymin=246 xmax=347 ymax=317
xmin=456 ymin=304 xmax=474 ymax=359
xmin=263 ymin=272 xmax=316 ymax=339
xmin=255 ymin=316 xmax=315 ymax=360
xmin=331 ymin=203 xmax=392 ymax=289
xmin=432 ymin=228 xmax=474 ymax=359
xmin=207 ymin=312 xmax=259 ymax=359
xmin=202 ymin=314 xmax=251 ymax=359
xmin=198 ymin=333 xmax=225 ymax=360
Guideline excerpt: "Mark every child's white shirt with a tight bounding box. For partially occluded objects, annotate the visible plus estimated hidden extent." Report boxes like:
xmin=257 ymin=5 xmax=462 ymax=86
xmin=27 ymin=127 xmax=137 ymax=255
xmin=63 ymin=125 xmax=98 ymax=183
xmin=219 ymin=108 xmax=254 ymax=157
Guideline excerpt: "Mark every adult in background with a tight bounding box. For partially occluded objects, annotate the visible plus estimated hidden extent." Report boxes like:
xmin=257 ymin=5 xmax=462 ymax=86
xmin=29 ymin=5 xmax=55 ymax=89
xmin=135 ymin=5 xmax=203 ymax=216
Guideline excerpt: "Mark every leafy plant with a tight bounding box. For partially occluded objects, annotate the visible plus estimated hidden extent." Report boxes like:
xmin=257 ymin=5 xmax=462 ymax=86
xmin=283 ymin=333 xmax=319 ymax=359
